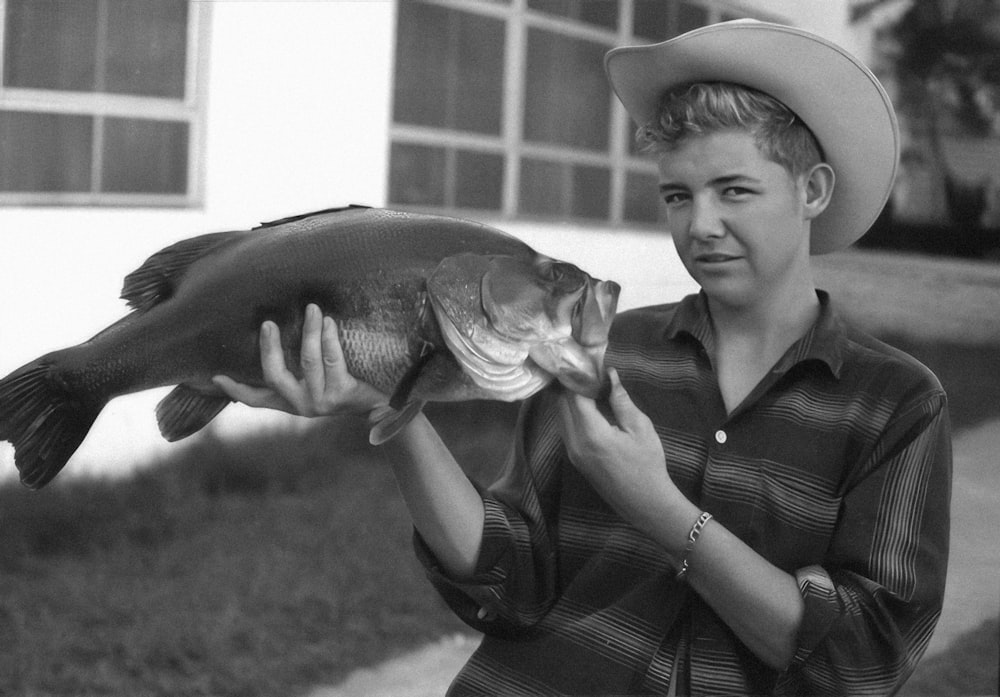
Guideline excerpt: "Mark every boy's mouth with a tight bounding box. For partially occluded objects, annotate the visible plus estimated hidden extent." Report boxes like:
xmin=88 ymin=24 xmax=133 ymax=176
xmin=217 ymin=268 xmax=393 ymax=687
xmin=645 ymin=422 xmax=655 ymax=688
xmin=694 ymin=252 xmax=741 ymax=264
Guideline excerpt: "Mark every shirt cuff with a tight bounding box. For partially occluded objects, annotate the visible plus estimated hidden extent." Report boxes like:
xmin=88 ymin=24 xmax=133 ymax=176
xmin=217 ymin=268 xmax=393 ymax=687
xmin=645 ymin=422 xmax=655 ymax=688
xmin=412 ymin=495 xmax=515 ymax=614
xmin=789 ymin=564 xmax=842 ymax=666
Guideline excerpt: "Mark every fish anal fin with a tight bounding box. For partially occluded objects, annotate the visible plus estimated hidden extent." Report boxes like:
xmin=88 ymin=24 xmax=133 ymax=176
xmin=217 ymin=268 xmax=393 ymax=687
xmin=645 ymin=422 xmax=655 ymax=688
xmin=369 ymin=401 xmax=426 ymax=445
xmin=121 ymin=231 xmax=241 ymax=312
xmin=155 ymin=384 xmax=231 ymax=442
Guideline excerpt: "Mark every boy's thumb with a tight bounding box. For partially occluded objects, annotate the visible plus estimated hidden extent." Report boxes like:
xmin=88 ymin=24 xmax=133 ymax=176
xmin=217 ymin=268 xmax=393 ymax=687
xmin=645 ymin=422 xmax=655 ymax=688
xmin=606 ymin=368 xmax=634 ymax=417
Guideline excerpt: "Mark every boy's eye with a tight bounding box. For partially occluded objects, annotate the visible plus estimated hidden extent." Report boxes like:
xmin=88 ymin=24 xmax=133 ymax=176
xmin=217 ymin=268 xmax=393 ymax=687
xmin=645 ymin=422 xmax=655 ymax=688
xmin=662 ymin=191 xmax=689 ymax=206
xmin=722 ymin=186 xmax=753 ymax=198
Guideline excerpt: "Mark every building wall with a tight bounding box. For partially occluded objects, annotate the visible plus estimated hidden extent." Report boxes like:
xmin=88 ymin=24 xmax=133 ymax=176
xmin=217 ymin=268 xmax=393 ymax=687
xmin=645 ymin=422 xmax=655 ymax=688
xmin=0 ymin=0 xmax=854 ymax=480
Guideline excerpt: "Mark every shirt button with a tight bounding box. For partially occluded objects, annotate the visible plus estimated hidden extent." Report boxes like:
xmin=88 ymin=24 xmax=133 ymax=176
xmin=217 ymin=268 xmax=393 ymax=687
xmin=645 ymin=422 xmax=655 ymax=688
xmin=715 ymin=429 xmax=727 ymax=444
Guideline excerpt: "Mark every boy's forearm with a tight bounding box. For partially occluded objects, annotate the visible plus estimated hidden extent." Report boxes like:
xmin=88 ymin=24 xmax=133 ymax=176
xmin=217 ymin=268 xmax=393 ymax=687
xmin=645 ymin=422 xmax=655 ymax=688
xmin=679 ymin=517 xmax=805 ymax=669
xmin=380 ymin=412 xmax=486 ymax=579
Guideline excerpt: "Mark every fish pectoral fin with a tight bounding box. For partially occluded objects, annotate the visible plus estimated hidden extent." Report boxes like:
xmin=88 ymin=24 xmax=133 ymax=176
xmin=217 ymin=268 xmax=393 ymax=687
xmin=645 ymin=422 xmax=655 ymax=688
xmin=369 ymin=401 xmax=426 ymax=445
xmin=155 ymin=384 xmax=232 ymax=442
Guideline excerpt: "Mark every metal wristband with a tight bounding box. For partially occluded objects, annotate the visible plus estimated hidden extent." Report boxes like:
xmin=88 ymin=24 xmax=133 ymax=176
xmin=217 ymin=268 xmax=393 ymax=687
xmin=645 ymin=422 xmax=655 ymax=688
xmin=675 ymin=511 xmax=713 ymax=582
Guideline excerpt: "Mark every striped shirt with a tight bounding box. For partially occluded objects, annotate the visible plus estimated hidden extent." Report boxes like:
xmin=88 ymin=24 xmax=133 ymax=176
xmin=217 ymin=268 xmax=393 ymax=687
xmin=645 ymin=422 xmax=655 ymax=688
xmin=417 ymin=291 xmax=952 ymax=696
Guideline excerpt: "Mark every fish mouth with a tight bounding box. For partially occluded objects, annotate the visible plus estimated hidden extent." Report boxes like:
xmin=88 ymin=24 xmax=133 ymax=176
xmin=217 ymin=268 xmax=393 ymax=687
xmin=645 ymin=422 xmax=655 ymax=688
xmin=529 ymin=275 xmax=619 ymax=400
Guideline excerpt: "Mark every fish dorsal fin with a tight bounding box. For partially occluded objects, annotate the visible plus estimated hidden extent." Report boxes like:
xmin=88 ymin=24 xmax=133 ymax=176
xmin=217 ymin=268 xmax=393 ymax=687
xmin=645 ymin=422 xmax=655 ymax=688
xmin=155 ymin=384 xmax=232 ymax=442
xmin=253 ymin=204 xmax=371 ymax=230
xmin=368 ymin=401 xmax=426 ymax=446
xmin=121 ymin=231 xmax=239 ymax=312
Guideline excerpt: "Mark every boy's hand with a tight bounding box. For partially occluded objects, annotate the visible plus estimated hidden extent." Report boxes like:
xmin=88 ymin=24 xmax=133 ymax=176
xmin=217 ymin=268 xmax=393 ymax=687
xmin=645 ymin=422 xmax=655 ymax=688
xmin=556 ymin=369 xmax=682 ymax=534
xmin=212 ymin=303 xmax=388 ymax=418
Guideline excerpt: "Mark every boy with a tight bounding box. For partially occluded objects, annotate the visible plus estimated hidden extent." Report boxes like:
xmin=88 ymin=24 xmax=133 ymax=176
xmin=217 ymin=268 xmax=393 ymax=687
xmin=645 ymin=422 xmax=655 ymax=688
xmin=216 ymin=21 xmax=951 ymax=696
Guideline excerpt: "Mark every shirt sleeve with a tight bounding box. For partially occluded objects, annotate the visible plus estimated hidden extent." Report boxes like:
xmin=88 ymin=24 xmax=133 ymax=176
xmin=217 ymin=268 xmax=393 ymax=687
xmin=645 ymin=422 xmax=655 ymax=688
xmin=413 ymin=390 xmax=566 ymax=637
xmin=777 ymin=390 xmax=952 ymax=696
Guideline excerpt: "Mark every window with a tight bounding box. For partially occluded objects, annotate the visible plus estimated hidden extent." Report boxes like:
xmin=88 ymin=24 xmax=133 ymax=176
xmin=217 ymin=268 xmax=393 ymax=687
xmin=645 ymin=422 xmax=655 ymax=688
xmin=0 ymin=0 xmax=209 ymax=206
xmin=389 ymin=0 xmax=766 ymax=227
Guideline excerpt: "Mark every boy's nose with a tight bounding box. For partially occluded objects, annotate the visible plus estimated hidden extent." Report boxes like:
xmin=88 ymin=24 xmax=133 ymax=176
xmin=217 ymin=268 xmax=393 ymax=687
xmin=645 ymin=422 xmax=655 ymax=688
xmin=689 ymin=197 xmax=725 ymax=240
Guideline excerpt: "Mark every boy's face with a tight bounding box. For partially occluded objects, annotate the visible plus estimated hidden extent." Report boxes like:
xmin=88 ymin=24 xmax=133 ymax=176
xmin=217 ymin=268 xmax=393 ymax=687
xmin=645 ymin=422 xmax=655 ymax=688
xmin=657 ymin=129 xmax=814 ymax=310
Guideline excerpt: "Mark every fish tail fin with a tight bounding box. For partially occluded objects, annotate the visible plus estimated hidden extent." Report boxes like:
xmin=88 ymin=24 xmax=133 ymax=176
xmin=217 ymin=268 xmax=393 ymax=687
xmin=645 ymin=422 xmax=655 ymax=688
xmin=0 ymin=360 xmax=102 ymax=489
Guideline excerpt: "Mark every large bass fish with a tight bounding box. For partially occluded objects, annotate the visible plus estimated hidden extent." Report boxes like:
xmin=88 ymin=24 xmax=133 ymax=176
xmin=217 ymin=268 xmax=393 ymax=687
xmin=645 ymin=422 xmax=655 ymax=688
xmin=0 ymin=206 xmax=620 ymax=489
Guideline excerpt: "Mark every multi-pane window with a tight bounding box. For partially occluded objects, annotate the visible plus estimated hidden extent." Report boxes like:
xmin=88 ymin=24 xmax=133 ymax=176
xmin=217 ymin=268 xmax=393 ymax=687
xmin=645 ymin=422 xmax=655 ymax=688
xmin=0 ymin=0 xmax=209 ymax=206
xmin=389 ymin=0 xmax=761 ymax=227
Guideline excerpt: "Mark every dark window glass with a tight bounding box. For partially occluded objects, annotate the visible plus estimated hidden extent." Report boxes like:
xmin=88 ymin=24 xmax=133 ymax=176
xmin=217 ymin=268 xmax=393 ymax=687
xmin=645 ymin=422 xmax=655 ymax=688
xmin=572 ymin=164 xmax=610 ymax=219
xmin=102 ymin=118 xmax=189 ymax=194
xmin=677 ymin=1 xmax=710 ymax=35
xmin=3 ymin=0 xmax=99 ymax=91
xmin=624 ymin=170 xmax=664 ymax=224
xmin=633 ymin=1 xmax=709 ymax=42
xmin=527 ymin=0 xmax=617 ymax=29
xmin=520 ymin=158 xmax=565 ymax=216
xmin=106 ymin=0 xmax=188 ymax=98
xmin=520 ymin=158 xmax=609 ymax=219
xmin=455 ymin=151 xmax=504 ymax=210
xmin=633 ymin=0 xmax=670 ymax=42
xmin=524 ymin=28 xmax=610 ymax=150
xmin=3 ymin=0 xmax=188 ymax=98
xmin=389 ymin=142 xmax=447 ymax=207
xmin=393 ymin=1 xmax=505 ymax=134
xmin=0 ymin=111 xmax=92 ymax=192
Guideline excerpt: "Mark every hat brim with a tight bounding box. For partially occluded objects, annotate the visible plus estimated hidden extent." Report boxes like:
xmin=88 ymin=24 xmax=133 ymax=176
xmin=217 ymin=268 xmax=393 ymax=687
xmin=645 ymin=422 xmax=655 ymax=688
xmin=605 ymin=21 xmax=899 ymax=255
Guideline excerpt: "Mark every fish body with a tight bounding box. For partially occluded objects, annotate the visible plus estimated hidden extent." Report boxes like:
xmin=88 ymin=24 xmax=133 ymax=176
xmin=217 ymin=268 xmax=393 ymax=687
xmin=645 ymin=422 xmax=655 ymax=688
xmin=0 ymin=206 xmax=619 ymax=489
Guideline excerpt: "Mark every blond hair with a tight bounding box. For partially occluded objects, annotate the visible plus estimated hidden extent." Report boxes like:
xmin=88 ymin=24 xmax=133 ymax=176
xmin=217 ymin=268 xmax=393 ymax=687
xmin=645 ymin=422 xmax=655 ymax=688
xmin=639 ymin=82 xmax=825 ymax=177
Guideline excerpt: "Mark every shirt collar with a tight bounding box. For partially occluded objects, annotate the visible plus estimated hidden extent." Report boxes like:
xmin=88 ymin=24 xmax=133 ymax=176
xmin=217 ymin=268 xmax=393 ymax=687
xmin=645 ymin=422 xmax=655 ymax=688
xmin=666 ymin=290 xmax=846 ymax=379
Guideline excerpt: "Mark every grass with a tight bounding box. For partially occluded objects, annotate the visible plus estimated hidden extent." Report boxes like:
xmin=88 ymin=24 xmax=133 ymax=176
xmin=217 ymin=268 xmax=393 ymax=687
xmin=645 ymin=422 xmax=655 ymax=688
xmin=2 ymin=249 xmax=999 ymax=696
xmin=0 ymin=404 xmax=515 ymax=697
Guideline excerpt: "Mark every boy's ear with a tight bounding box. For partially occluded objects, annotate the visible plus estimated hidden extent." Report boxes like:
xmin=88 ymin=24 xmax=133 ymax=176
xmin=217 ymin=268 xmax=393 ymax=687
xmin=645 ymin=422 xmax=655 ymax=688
xmin=802 ymin=163 xmax=835 ymax=220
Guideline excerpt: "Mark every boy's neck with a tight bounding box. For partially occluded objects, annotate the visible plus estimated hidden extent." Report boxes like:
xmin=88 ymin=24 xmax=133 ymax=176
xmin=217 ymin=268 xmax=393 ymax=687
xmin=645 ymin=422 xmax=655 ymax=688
xmin=706 ymin=276 xmax=820 ymax=350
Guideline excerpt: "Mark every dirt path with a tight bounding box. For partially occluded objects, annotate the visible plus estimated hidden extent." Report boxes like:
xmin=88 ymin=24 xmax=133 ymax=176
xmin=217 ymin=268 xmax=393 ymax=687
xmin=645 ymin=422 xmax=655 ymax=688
xmin=308 ymin=420 xmax=1000 ymax=697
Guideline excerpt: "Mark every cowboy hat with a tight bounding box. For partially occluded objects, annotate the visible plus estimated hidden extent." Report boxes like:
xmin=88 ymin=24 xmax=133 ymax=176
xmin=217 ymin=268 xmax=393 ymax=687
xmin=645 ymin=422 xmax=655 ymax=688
xmin=605 ymin=20 xmax=899 ymax=255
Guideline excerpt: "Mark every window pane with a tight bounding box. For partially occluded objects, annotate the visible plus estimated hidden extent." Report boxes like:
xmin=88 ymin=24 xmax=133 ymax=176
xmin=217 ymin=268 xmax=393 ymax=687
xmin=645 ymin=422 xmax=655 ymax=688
xmin=393 ymin=2 xmax=504 ymax=134
xmin=519 ymin=158 xmax=565 ymax=216
xmin=677 ymin=2 xmax=710 ymax=35
xmin=524 ymin=29 xmax=611 ymax=150
xmin=572 ymin=165 xmax=609 ymax=219
xmin=102 ymin=117 xmax=188 ymax=194
xmin=632 ymin=0 xmax=669 ymax=41
xmin=624 ymin=170 xmax=664 ymax=224
xmin=0 ymin=111 xmax=92 ymax=192
xmin=520 ymin=159 xmax=609 ymax=219
xmin=389 ymin=142 xmax=447 ymax=206
xmin=633 ymin=1 xmax=708 ymax=41
xmin=527 ymin=0 xmax=617 ymax=29
xmin=106 ymin=0 xmax=188 ymax=98
xmin=455 ymin=151 xmax=504 ymax=210
xmin=3 ymin=0 xmax=99 ymax=91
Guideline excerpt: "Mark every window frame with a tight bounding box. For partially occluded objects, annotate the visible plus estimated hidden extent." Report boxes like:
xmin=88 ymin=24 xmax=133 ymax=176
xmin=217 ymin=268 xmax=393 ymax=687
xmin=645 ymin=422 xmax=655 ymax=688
xmin=388 ymin=0 xmax=781 ymax=228
xmin=0 ymin=0 xmax=211 ymax=208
